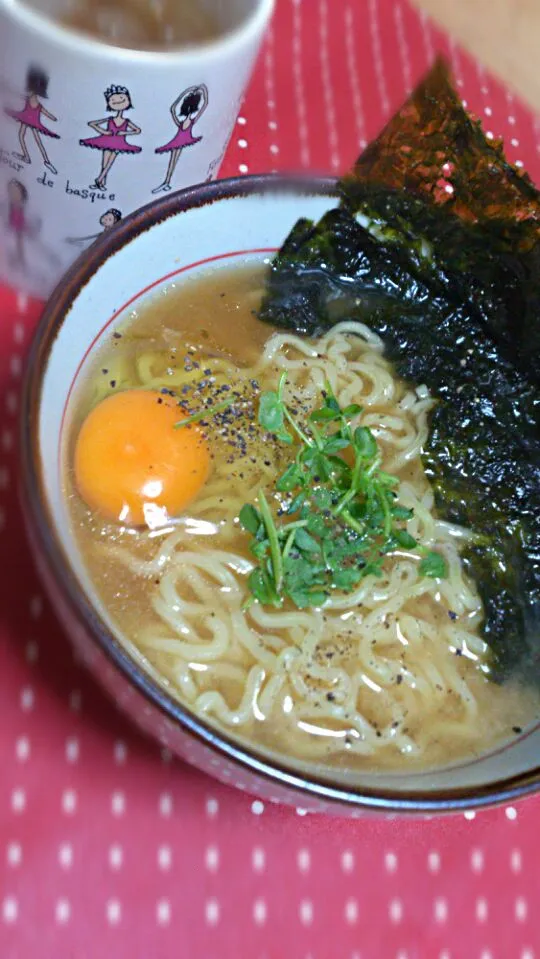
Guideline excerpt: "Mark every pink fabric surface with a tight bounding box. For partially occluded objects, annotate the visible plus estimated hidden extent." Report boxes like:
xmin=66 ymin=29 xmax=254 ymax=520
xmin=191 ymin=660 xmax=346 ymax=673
xmin=1 ymin=2 xmax=539 ymax=957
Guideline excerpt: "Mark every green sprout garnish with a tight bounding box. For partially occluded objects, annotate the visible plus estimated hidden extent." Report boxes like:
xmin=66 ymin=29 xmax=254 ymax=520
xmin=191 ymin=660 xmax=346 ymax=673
xmin=239 ymin=373 xmax=448 ymax=609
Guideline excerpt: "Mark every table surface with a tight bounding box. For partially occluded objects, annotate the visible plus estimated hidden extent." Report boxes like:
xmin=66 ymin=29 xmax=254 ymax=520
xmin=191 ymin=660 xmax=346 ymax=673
xmin=2 ymin=2 xmax=540 ymax=958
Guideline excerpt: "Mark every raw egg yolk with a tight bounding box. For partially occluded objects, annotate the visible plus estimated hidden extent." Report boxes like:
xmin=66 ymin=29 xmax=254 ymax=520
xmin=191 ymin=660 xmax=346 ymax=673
xmin=74 ymin=389 xmax=210 ymax=526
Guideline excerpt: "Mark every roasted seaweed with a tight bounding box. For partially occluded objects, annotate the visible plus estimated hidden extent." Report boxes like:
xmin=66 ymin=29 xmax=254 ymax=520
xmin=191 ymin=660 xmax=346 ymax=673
xmin=259 ymin=61 xmax=540 ymax=685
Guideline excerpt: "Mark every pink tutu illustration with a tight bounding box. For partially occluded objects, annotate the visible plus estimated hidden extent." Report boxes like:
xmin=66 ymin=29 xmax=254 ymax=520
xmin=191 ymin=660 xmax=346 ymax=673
xmin=152 ymin=84 xmax=209 ymax=195
xmin=6 ymin=179 xmax=38 ymax=269
xmin=3 ymin=178 xmax=59 ymax=274
xmin=5 ymin=66 xmax=60 ymax=175
xmin=80 ymin=85 xmax=141 ymax=190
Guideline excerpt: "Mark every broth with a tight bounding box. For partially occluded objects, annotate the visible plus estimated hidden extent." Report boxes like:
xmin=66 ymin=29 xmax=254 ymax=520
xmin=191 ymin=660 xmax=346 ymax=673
xmin=24 ymin=0 xmax=222 ymax=50
xmin=66 ymin=265 xmax=540 ymax=772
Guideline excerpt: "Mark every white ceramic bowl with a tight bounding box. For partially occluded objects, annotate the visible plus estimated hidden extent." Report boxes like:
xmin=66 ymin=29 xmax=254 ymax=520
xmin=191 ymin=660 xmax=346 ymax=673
xmin=20 ymin=175 xmax=540 ymax=815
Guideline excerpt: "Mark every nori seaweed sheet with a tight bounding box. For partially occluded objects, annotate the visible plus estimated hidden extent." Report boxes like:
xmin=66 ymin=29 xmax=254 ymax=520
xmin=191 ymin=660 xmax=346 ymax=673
xmin=259 ymin=59 xmax=540 ymax=685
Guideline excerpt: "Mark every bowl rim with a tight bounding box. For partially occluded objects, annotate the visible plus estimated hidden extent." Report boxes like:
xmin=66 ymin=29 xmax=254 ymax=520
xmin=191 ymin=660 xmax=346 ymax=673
xmin=20 ymin=172 xmax=540 ymax=814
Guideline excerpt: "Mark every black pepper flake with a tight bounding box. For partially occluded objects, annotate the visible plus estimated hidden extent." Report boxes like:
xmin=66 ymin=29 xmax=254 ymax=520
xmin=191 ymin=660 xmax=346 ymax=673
xmin=513 ymin=726 xmax=523 ymax=734
xmin=157 ymin=397 xmax=163 ymax=404
xmin=101 ymin=368 xmax=108 ymax=374
xmin=113 ymin=332 xmax=122 ymax=339
xmin=448 ymin=610 xmax=458 ymax=621
xmin=396 ymin=674 xmax=403 ymax=684
xmin=455 ymin=648 xmax=463 ymax=656
xmin=110 ymin=380 xmax=116 ymax=388
xmin=326 ymin=692 xmax=335 ymax=702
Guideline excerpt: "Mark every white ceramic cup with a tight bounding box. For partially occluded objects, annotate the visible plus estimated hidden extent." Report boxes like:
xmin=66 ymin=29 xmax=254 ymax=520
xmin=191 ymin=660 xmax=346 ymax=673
xmin=0 ymin=0 xmax=274 ymax=298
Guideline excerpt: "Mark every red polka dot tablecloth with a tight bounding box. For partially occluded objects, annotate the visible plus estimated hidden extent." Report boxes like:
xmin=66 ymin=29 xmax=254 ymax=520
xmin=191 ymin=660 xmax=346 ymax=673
xmin=2 ymin=2 xmax=540 ymax=958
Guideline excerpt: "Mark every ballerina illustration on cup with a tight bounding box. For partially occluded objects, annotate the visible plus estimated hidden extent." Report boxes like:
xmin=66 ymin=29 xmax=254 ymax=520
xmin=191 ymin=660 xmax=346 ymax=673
xmin=5 ymin=66 xmax=60 ymax=174
xmin=3 ymin=178 xmax=59 ymax=273
xmin=80 ymin=85 xmax=141 ymax=190
xmin=152 ymin=84 xmax=209 ymax=195
xmin=6 ymin=178 xmax=31 ymax=268
xmin=65 ymin=208 xmax=122 ymax=248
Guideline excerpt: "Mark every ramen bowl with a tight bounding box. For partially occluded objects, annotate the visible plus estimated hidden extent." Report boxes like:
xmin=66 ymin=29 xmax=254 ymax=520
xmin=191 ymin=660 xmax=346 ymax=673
xmin=20 ymin=175 xmax=540 ymax=816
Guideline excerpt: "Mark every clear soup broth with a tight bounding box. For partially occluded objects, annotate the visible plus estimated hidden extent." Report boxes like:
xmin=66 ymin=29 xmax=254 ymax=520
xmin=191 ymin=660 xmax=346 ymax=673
xmin=66 ymin=264 xmax=539 ymax=773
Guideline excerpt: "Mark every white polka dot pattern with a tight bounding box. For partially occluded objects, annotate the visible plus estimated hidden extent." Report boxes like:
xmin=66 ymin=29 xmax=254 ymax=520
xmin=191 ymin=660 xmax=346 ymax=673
xmin=205 ymin=898 xmax=220 ymax=927
xmin=55 ymin=899 xmax=71 ymax=924
xmin=1 ymin=2 xmax=540 ymax=958
xmin=58 ymin=843 xmax=73 ymax=869
xmin=6 ymin=843 xmax=22 ymax=867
